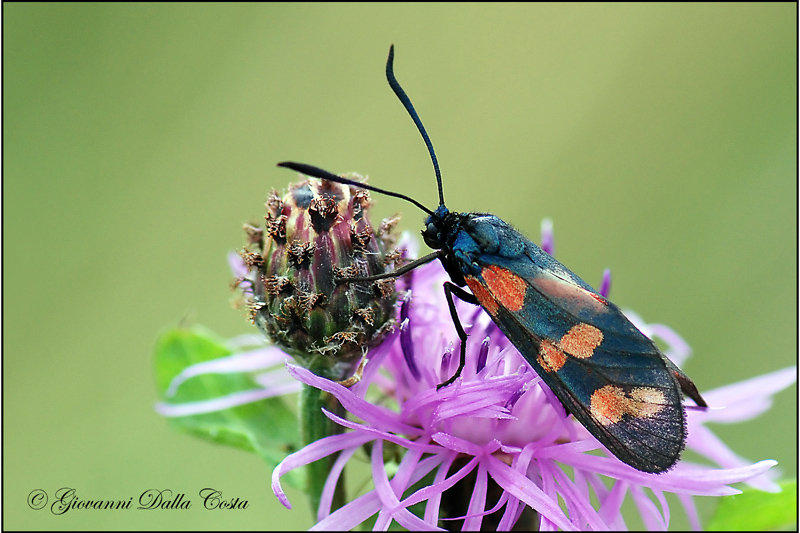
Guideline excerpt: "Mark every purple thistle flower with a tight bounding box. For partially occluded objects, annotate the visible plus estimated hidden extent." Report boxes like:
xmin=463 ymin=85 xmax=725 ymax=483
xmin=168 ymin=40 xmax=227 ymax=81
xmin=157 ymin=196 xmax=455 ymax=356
xmin=164 ymin=226 xmax=793 ymax=530
xmin=268 ymin=258 xmax=789 ymax=530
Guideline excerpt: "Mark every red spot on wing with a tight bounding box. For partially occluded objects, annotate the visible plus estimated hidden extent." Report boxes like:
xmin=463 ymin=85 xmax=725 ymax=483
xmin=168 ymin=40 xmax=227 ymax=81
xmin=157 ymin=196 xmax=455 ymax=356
xmin=559 ymin=323 xmax=603 ymax=359
xmin=465 ymin=277 xmax=499 ymax=315
xmin=538 ymin=340 xmax=566 ymax=372
xmin=590 ymin=385 xmax=667 ymax=426
xmin=481 ymin=265 xmax=527 ymax=312
xmin=590 ymin=385 xmax=627 ymax=425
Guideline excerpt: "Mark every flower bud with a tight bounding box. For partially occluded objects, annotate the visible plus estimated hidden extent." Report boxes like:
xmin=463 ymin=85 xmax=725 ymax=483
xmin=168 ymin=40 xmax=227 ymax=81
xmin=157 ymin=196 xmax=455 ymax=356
xmin=236 ymin=174 xmax=401 ymax=380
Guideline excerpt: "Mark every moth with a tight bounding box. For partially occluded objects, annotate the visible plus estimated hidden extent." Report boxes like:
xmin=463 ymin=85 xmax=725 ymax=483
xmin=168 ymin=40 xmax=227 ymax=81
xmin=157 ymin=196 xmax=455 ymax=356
xmin=278 ymin=46 xmax=707 ymax=473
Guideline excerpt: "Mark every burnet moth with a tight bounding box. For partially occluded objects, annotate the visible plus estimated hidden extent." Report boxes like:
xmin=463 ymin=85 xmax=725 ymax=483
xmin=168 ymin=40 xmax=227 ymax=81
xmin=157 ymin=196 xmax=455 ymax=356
xmin=278 ymin=45 xmax=708 ymax=473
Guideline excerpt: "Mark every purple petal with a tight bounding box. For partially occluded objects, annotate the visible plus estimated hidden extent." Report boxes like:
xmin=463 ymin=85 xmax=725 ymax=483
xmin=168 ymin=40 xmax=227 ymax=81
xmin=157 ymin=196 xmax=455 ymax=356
xmin=599 ymin=269 xmax=612 ymax=298
xmin=497 ymin=444 xmax=538 ymax=530
xmin=165 ymin=346 xmax=289 ymax=397
xmin=395 ymin=454 xmax=475 ymax=514
xmin=698 ymin=366 xmax=796 ymax=423
xmin=548 ymin=452 xmax=776 ymax=496
xmin=228 ymin=250 xmax=249 ymax=277
xmin=398 ymin=455 xmax=455 ymax=527
xmin=534 ymin=438 xmax=604 ymax=459
xmin=687 ymin=424 xmax=780 ymax=492
xmin=654 ymin=489 xmax=670 ymax=528
xmin=370 ymin=439 xmax=441 ymax=531
xmin=540 ymin=218 xmax=554 ymax=256
xmin=676 ymin=492 xmax=701 ymax=531
xmin=476 ymin=337 xmax=490 ymax=373
xmin=312 ymin=451 xmax=444 ymax=531
xmin=439 ymin=346 xmax=455 ymax=383
xmin=462 ymin=461 xmax=489 ymax=530
xmin=429 ymin=377 xmax=526 ymax=425
xmin=666 ymin=460 xmax=778 ymax=494
xmin=497 ymin=498 xmax=524 ymax=531
xmin=400 ymin=317 xmax=422 ymax=381
xmin=631 ymin=485 xmax=667 ymax=530
xmin=311 ymin=492 xmax=384 ymax=531
xmin=317 ymin=445 xmax=358 ymax=521
xmin=252 ymin=367 xmax=300 ymax=389
xmin=225 ymin=333 xmax=270 ymax=349
xmin=422 ymin=454 xmax=459 ymax=524
xmin=392 ymin=438 xmax=429 ymax=491
xmin=392 ymin=452 xmax=454 ymax=501
xmin=646 ymin=323 xmax=691 ymax=365
xmin=350 ymin=329 xmax=398 ymax=397
xmin=155 ymin=384 xmax=299 ymax=417
xmin=545 ymin=463 xmax=606 ymax=530
xmin=400 ymin=290 xmax=413 ymax=322
xmin=272 ymin=431 xmax=374 ymax=509
xmin=485 ymin=454 xmax=574 ymax=531
xmin=431 ymin=432 xmax=499 ymax=457
xmin=321 ymin=409 xmax=436 ymax=454
xmin=285 ymin=363 xmax=421 ymax=436
xmin=594 ymin=478 xmax=628 ymax=529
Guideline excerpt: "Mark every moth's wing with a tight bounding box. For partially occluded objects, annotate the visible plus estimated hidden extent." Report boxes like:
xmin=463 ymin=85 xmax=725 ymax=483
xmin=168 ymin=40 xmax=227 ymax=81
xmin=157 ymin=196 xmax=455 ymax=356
xmin=465 ymin=244 xmax=691 ymax=472
xmin=521 ymin=242 xmax=707 ymax=407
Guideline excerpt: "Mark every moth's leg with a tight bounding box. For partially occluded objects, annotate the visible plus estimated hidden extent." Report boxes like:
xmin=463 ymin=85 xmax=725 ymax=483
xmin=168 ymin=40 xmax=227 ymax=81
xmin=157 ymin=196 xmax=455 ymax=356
xmin=335 ymin=251 xmax=442 ymax=283
xmin=437 ymin=282 xmax=479 ymax=389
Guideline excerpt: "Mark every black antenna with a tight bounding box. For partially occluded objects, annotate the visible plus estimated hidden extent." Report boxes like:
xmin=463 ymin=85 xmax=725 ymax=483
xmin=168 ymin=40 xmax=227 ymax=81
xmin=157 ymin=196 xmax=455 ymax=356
xmin=277 ymin=162 xmax=435 ymax=216
xmin=386 ymin=45 xmax=445 ymax=207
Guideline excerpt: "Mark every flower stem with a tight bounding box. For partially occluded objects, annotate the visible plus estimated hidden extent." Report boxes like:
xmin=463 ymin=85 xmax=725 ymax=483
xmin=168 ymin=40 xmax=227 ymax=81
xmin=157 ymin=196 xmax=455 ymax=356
xmin=299 ymin=381 xmax=346 ymax=517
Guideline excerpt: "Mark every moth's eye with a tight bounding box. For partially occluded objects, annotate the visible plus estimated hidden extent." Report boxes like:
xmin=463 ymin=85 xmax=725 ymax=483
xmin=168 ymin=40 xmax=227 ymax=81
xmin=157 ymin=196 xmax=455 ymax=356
xmin=422 ymin=222 xmax=441 ymax=248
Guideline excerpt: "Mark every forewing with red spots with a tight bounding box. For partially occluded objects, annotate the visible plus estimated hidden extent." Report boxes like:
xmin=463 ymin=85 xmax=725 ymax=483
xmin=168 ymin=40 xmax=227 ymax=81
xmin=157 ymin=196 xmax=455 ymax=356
xmin=463 ymin=238 xmax=702 ymax=473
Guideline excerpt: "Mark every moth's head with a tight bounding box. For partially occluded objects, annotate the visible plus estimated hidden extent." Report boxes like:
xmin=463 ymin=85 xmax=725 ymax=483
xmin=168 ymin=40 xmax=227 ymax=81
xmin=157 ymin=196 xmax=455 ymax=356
xmin=421 ymin=205 xmax=450 ymax=250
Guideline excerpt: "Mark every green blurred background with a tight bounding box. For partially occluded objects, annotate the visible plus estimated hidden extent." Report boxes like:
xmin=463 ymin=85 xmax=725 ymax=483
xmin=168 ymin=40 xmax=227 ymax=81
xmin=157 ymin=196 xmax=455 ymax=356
xmin=4 ymin=3 xmax=796 ymax=530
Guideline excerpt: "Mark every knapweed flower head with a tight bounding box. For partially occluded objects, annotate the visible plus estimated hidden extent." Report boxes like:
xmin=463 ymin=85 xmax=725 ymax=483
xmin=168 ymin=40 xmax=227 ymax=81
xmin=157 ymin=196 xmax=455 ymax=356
xmin=233 ymin=175 xmax=402 ymax=380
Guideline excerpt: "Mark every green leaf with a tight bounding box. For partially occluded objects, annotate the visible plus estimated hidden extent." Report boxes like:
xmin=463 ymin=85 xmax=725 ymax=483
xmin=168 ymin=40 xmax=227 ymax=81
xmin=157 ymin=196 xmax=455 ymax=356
xmin=707 ymin=480 xmax=797 ymax=531
xmin=154 ymin=326 xmax=304 ymax=490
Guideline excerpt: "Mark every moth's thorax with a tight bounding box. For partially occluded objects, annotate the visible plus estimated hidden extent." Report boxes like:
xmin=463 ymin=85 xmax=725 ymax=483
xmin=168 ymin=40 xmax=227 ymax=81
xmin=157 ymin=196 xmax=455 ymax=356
xmin=423 ymin=208 xmax=531 ymax=285
xmin=455 ymin=213 xmax=527 ymax=259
